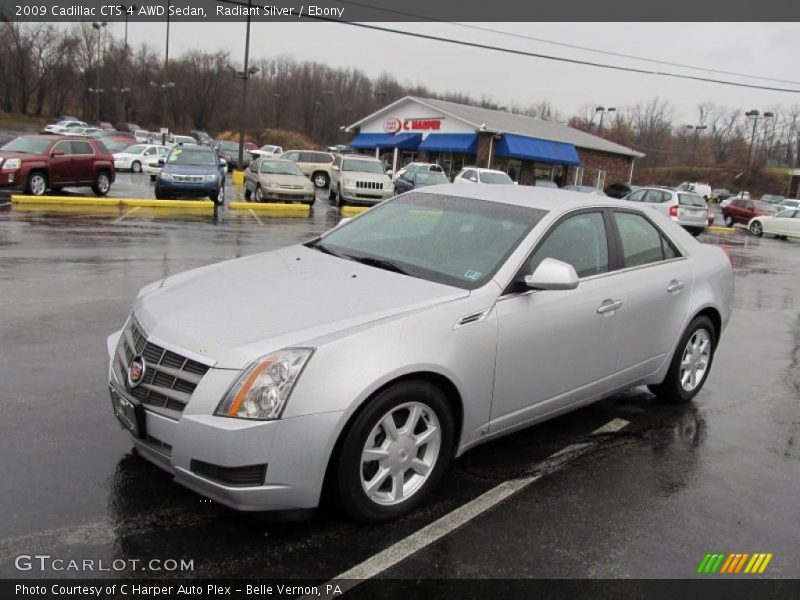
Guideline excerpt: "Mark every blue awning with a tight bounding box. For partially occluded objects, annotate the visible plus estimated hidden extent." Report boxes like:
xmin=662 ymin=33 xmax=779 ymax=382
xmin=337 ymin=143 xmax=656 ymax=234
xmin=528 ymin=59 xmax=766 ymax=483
xmin=495 ymin=134 xmax=580 ymax=165
xmin=350 ymin=133 xmax=421 ymax=150
xmin=418 ymin=133 xmax=478 ymax=153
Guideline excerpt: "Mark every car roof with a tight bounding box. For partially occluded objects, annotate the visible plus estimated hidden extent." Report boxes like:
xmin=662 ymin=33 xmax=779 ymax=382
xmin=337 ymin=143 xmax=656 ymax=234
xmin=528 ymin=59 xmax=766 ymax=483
xmin=342 ymin=154 xmax=380 ymax=160
xmin=415 ymin=183 xmax=655 ymax=212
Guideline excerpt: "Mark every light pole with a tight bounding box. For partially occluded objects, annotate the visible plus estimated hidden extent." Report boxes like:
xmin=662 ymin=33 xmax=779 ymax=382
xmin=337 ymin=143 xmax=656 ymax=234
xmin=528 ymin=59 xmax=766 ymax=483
xmin=225 ymin=0 xmax=257 ymax=170
xmin=684 ymin=124 xmax=708 ymax=167
xmin=118 ymin=4 xmax=137 ymax=50
xmin=112 ymin=86 xmax=131 ymax=122
xmin=595 ymin=106 xmax=616 ymax=132
xmin=272 ymin=93 xmax=281 ymax=128
xmin=150 ymin=81 xmax=175 ymax=138
xmin=745 ymin=110 xmax=774 ymax=175
xmin=314 ymin=90 xmax=334 ymax=142
xmin=91 ymin=21 xmax=107 ymax=122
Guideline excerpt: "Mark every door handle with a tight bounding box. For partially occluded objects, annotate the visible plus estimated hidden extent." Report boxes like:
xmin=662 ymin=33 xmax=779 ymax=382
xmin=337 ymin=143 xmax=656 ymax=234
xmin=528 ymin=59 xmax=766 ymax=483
xmin=667 ymin=280 xmax=685 ymax=293
xmin=597 ymin=299 xmax=623 ymax=314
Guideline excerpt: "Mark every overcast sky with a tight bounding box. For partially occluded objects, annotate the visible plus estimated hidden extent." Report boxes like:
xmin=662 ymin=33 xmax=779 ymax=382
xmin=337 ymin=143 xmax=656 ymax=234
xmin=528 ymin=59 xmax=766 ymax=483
xmin=115 ymin=21 xmax=800 ymax=123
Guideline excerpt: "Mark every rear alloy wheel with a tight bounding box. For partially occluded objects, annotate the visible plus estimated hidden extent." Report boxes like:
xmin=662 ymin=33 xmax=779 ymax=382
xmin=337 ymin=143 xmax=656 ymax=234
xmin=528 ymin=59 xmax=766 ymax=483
xmin=335 ymin=381 xmax=454 ymax=522
xmin=313 ymin=172 xmax=329 ymax=188
xmin=27 ymin=172 xmax=47 ymax=196
xmin=648 ymin=315 xmax=716 ymax=404
xmin=724 ymin=214 xmax=734 ymax=228
xmin=92 ymin=171 xmax=111 ymax=196
xmin=131 ymin=161 xmax=142 ymax=173
xmin=749 ymin=221 xmax=763 ymax=237
xmin=254 ymin=185 xmax=263 ymax=202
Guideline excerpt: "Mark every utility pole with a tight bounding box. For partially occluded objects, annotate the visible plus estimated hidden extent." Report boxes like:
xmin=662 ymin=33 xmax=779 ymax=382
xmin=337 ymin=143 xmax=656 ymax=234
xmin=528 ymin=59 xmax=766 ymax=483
xmin=745 ymin=110 xmax=774 ymax=176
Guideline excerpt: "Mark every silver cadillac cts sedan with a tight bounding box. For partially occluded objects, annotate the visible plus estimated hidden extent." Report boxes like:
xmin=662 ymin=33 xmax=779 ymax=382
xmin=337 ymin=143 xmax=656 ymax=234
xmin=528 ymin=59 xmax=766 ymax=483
xmin=107 ymin=186 xmax=733 ymax=522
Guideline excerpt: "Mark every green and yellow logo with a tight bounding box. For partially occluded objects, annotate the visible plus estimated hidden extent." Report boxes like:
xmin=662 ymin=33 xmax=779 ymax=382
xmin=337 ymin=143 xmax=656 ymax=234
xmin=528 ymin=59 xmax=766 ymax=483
xmin=697 ymin=553 xmax=773 ymax=574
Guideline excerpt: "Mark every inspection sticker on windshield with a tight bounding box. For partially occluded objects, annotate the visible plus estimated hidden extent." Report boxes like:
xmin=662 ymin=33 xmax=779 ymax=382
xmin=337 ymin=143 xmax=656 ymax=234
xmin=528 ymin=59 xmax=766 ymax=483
xmin=464 ymin=270 xmax=482 ymax=281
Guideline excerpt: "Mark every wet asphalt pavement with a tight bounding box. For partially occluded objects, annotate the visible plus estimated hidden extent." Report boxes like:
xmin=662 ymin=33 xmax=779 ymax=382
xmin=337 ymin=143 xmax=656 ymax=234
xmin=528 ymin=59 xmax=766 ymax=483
xmin=0 ymin=183 xmax=799 ymax=581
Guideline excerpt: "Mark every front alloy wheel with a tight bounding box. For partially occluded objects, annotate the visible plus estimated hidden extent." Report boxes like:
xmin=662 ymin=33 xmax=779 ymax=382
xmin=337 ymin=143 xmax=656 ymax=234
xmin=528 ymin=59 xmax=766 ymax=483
xmin=27 ymin=172 xmax=47 ymax=196
xmin=93 ymin=172 xmax=111 ymax=196
xmin=750 ymin=221 xmax=763 ymax=237
xmin=335 ymin=381 xmax=454 ymax=522
xmin=724 ymin=214 xmax=734 ymax=227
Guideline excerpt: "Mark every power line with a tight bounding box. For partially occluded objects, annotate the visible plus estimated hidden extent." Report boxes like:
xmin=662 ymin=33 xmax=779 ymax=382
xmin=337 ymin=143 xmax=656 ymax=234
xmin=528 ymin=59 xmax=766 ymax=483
xmin=217 ymin=0 xmax=800 ymax=94
xmin=330 ymin=0 xmax=800 ymax=87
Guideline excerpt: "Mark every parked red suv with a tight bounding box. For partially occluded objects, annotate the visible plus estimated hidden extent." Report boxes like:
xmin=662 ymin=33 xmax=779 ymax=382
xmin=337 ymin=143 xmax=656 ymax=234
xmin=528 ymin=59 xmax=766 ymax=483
xmin=0 ymin=135 xmax=115 ymax=196
xmin=722 ymin=198 xmax=777 ymax=227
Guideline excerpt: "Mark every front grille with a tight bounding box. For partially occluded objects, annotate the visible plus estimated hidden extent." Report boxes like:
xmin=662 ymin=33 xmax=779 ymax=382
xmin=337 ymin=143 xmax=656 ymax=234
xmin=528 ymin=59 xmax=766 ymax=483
xmin=173 ymin=175 xmax=204 ymax=183
xmin=115 ymin=318 xmax=211 ymax=413
xmin=279 ymin=184 xmax=304 ymax=189
xmin=356 ymin=180 xmax=383 ymax=190
xmin=190 ymin=460 xmax=267 ymax=487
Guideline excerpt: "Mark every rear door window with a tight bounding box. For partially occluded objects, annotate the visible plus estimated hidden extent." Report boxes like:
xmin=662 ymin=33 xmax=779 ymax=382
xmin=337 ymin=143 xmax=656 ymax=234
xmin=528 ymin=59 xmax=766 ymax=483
xmin=614 ymin=211 xmax=681 ymax=267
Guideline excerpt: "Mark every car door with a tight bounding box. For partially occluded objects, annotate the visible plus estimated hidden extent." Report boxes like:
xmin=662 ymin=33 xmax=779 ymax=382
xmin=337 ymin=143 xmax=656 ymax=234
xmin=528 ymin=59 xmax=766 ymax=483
xmin=245 ymin=159 xmax=260 ymax=192
xmin=48 ymin=140 xmax=74 ymax=184
xmin=774 ymin=210 xmax=798 ymax=236
xmin=788 ymin=211 xmax=800 ymax=237
xmin=69 ymin=140 xmax=95 ymax=182
xmin=491 ymin=210 xmax=623 ymax=432
xmin=625 ymin=189 xmax=647 ymax=203
xmin=609 ymin=209 xmax=694 ymax=380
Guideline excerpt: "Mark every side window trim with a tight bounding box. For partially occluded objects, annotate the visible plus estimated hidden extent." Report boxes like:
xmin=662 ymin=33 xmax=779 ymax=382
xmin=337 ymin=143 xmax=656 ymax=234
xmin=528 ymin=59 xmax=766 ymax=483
xmin=606 ymin=207 xmax=686 ymax=272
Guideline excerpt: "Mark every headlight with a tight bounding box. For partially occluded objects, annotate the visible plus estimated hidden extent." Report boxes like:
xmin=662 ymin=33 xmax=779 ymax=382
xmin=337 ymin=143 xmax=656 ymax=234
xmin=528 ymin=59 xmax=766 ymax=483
xmin=343 ymin=178 xmax=355 ymax=187
xmin=203 ymin=174 xmax=218 ymax=182
xmin=160 ymin=172 xmax=173 ymax=180
xmin=267 ymin=182 xmax=280 ymax=188
xmin=383 ymin=181 xmax=393 ymax=190
xmin=2 ymin=158 xmax=21 ymax=170
xmin=215 ymin=348 xmax=314 ymax=420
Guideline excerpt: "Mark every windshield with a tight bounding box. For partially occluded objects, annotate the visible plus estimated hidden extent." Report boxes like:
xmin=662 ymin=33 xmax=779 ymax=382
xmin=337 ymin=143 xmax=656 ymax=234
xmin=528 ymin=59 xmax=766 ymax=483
xmin=309 ymin=192 xmax=546 ymax=289
xmin=415 ymin=172 xmax=449 ymax=185
xmin=678 ymin=193 xmax=705 ymax=207
xmin=342 ymin=158 xmax=385 ymax=174
xmin=1 ymin=137 xmax=51 ymax=154
xmin=121 ymin=144 xmax=146 ymax=154
xmin=104 ymin=140 xmax=132 ymax=152
xmin=479 ymin=171 xmax=514 ymax=184
xmin=166 ymin=148 xmax=216 ymax=166
xmin=219 ymin=141 xmax=239 ymax=151
xmin=261 ymin=161 xmax=304 ymax=176
xmin=260 ymin=145 xmax=278 ymax=152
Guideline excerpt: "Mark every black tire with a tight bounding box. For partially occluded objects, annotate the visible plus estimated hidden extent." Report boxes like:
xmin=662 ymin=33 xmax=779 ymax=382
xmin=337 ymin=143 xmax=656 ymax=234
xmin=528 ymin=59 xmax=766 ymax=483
xmin=131 ymin=161 xmax=141 ymax=173
xmin=334 ymin=380 xmax=454 ymax=523
xmin=749 ymin=221 xmax=763 ymax=237
xmin=329 ymin=185 xmax=337 ymax=201
xmin=244 ymin=186 xmax=252 ymax=201
xmin=336 ymin=187 xmax=346 ymax=208
xmin=26 ymin=171 xmax=48 ymax=196
xmin=689 ymin=228 xmax=702 ymax=237
xmin=210 ymin=186 xmax=224 ymax=206
xmin=149 ymin=175 xmax=156 ymax=183
xmin=312 ymin=171 xmax=329 ymax=188
xmin=92 ymin=171 xmax=111 ymax=196
xmin=648 ymin=315 xmax=716 ymax=404
xmin=723 ymin=214 xmax=734 ymax=228
xmin=306 ymin=196 xmax=316 ymax=207
xmin=154 ymin=187 xmax=169 ymax=200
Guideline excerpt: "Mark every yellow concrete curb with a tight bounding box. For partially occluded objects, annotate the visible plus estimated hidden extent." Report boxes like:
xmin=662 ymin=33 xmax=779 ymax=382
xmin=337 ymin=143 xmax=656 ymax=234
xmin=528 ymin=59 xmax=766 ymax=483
xmin=341 ymin=206 xmax=369 ymax=216
xmin=231 ymin=170 xmax=245 ymax=186
xmin=707 ymin=226 xmax=737 ymax=234
xmin=12 ymin=195 xmax=119 ymax=206
xmin=122 ymin=199 xmax=214 ymax=208
xmin=228 ymin=202 xmax=309 ymax=213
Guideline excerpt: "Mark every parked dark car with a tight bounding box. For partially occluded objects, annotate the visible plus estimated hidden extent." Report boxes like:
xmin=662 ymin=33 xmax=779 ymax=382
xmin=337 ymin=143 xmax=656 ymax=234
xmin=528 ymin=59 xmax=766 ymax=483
xmin=0 ymin=135 xmax=115 ymax=196
xmin=722 ymin=198 xmax=778 ymax=227
xmin=189 ymin=130 xmax=212 ymax=145
xmin=394 ymin=170 xmax=450 ymax=194
xmin=155 ymin=144 xmax=226 ymax=204
xmin=604 ymin=182 xmax=638 ymax=199
xmin=216 ymin=140 xmax=251 ymax=171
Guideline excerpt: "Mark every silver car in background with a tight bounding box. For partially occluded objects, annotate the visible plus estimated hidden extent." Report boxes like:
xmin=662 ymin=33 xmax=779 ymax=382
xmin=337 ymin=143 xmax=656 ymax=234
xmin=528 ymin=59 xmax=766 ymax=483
xmin=624 ymin=186 xmax=709 ymax=236
xmin=107 ymin=187 xmax=733 ymax=522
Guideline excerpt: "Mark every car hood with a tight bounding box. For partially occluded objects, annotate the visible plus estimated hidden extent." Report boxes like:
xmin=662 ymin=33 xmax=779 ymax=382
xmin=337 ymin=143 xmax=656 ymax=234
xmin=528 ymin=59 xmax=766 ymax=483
xmin=0 ymin=152 xmax=40 ymax=161
xmin=162 ymin=163 xmax=218 ymax=175
xmin=134 ymin=245 xmax=469 ymax=368
xmin=259 ymin=173 xmax=312 ymax=186
xmin=113 ymin=152 xmax=140 ymax=159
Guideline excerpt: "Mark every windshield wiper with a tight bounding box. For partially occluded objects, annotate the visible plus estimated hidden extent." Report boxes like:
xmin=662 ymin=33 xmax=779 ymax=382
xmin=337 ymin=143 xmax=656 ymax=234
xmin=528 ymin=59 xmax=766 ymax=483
xmin=347 ymin=256 xmax=411 ymax=276
xmin=305 ymin=240 xmax=349 ymax=260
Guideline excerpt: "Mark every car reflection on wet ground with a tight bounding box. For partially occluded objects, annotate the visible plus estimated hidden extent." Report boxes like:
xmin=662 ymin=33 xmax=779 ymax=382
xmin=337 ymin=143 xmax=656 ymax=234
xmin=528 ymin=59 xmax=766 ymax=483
xmin=0 ymin=197 xmax=798 ymax=580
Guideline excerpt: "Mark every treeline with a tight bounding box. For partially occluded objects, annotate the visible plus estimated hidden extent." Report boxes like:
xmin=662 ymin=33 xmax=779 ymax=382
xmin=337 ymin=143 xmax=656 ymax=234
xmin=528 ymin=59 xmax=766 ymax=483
xmin=1 ymin=21 xmax=798 ymax=174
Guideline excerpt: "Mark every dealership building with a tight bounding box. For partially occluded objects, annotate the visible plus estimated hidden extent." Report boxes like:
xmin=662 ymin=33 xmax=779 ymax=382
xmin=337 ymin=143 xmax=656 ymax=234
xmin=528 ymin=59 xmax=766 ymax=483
xmin=346 ymin=96 xmax=644 ymax=188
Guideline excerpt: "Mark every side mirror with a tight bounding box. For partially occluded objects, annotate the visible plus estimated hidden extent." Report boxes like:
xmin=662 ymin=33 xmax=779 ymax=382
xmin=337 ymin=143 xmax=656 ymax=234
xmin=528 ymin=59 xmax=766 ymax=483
xmin=219 ymin=159 xmax=227 ymax=168
xmin=332 ymin=165 xmax=340 ymax=171
xmin=469 ymin=176 xmax=478 ymax=182
xmin=157 ymin=158 xmax=165 ymax=165
xmin=386 ymin=169 xmax=393 ymax=177
xmin=525 ymin=258 xmax=579 ymax=291
xmin=51 ymin=149 xmax=65 ymax=157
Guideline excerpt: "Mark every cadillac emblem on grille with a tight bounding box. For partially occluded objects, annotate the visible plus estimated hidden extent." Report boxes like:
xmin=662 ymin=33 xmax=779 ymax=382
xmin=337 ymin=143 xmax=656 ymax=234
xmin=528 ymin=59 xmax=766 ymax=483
xmin=127 ymin=355 xmax=146 ymax=389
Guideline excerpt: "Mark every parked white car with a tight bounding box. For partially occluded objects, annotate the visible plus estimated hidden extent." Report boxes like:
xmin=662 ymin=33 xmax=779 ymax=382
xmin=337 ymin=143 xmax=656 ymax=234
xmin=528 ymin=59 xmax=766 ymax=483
xmin=249 ymin=144 xmax=284 ymax=159
xmin=113 ymin=144 xmax=169 ymax=172
xmin=454 ymin=167 xmax=515 ymax=185
xmin=43 ymin=120 xmax=87 ymax=134
xmin=748 ymin=209 xmax=800 ymax=238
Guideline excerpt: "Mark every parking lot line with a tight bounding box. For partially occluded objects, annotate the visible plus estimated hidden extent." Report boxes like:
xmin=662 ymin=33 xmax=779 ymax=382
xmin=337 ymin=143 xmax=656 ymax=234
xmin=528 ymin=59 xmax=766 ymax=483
xmin=0 ymin=201 xmax=10 ymax=207
xmin=316 ymin=418 xmax=630 ymax=598
xmin=249 ymin=209 xmax=263 ymax=225
xmin=112 ymin=206 xmax=141 ymax=224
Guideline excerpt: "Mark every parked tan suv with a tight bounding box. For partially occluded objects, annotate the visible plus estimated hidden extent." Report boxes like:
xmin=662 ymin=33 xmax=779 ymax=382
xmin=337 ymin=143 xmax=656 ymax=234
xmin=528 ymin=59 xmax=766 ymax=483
xmin=280 ymin=150 xmax=334 ymax=189
xmin=329 ymin=154 xmax=394 ymax=207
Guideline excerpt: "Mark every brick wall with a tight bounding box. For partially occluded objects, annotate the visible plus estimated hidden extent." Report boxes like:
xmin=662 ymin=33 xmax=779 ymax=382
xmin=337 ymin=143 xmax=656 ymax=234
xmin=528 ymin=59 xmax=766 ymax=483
xmin=566 ymin=148 xmax=634 ymax=187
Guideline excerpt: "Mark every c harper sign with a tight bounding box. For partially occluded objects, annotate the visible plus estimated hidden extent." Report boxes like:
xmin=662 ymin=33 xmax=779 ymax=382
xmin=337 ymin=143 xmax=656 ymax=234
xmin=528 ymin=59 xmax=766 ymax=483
xmin=383 ymin=117 xmax=443 ymax=133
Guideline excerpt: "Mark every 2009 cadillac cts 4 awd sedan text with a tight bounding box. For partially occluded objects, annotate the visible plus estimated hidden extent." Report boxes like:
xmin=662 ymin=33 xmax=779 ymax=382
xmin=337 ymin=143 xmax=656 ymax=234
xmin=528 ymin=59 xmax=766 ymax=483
xmin=107 ymin=187 xmax=733 ymax=522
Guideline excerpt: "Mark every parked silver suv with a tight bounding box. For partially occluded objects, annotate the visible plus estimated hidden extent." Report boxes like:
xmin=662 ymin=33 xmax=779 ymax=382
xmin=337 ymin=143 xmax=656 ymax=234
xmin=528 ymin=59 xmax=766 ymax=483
xmin=624 ymin=186 xmax=708 ymax=236
xmin=329 ymin=154 xmax=394 ymax=207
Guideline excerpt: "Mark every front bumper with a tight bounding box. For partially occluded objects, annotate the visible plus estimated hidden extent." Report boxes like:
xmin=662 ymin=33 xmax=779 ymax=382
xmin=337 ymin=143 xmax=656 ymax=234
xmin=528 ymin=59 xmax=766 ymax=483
xmin=261 ymin=187 xmax=315 ymax=203
xmin=341 ymin=186 xmax=394 ymax=205
xmin=107 ymin=331 xmax=341 ymax=511
xmin=0 ymin=171 xmax=22 ymax=188
xmin=157 ymin=178 xmax=220 ymax=197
